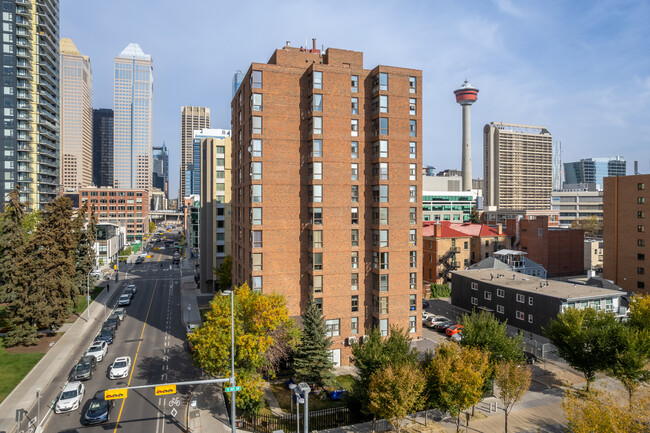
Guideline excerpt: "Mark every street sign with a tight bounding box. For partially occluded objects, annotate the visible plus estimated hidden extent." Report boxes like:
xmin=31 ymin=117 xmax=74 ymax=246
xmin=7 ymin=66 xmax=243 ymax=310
xmin=225 ymin=386 xmax=241 ymax=392
xmin=105 ymin=388 xmax=128 ymax=400
xmin=155 ymin=384 xmax=177 ymax=396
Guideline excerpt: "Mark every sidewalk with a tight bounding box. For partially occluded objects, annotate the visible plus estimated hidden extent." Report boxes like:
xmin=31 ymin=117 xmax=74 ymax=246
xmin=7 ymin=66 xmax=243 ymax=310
xmin=0 ymin=279 xmax=114 ymax=433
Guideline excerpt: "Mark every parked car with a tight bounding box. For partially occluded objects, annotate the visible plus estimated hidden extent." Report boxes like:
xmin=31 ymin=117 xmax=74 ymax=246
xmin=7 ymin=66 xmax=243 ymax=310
xmin=422 ymin=300 xmax=430 ymax=308
xmin=55 ymin=381 xmax=85 ymax=414
xmin=84 ymin=341 xmax=108 ymax=362
xmin=103 ymin=315 xmax=120 ymax=332
xmin=135 ymin=256 xmax=144 ymax=264
xmin=126 ymin=284 xmax=137 ymax=295
xmin=523 ymin=351 xmax=539 ymax=365
xmin=90 ymin=270 xmax=103 ymax=279
xmin=436 ymin=321 xmax=456 ymax=332
xmin=83 ymin=391 xmax=113 ymax=425
xmin=422 ymin=311 xmax=434 ymax=324
xmin=124 ymin=287 xmax=135 ymax=298
xmin=450 ymin=332 xmax=463 ymax=342
xmin=109 ymin=356 xmax=131 ymax=379
xmin=113 ymin=308 xmax=126 ymax=322
xmin=95 ymin=329 xmax=115 ymax=345
xmin=118 ymin=294 xmax=131 ymax=306
xmin=71 ymin=355 xmax=97 ymax=381
xmin=424 ymin=316 xmax=450 ymax=329
xmin=446 ymin=324 xmax=464 ymax=336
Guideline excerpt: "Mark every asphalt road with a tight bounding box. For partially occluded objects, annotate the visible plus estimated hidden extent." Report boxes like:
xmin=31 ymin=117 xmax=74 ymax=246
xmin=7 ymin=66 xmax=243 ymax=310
xmin=36 ymin=229 xmax=201 ymax=433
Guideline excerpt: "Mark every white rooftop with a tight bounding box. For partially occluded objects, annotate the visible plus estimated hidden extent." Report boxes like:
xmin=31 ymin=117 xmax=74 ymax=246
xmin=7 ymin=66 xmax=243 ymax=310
xmin=118 ymin=43 xmax=151 ymax=61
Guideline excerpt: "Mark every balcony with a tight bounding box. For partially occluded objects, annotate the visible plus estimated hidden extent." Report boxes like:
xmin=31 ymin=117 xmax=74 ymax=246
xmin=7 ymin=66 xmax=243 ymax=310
xmin=16 ymin=48 xmax=30 ymax=59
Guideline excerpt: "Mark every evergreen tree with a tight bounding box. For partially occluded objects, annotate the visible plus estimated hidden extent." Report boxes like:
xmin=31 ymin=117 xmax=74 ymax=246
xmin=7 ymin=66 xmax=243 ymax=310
xmin=0 ymin=187 xmax=27 ymax=303
xmin=469 ymin=206 xmax=481 ymax=224
xmin=72 ymin=203 xmax=95 ymax=299
xmin=293 ymin=297 xmax=334 ymax=387
xmin=214 ymin=255 xmax=232 ymax=290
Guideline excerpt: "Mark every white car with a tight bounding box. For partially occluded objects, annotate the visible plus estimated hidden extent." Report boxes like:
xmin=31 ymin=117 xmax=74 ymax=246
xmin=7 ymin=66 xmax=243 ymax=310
xmin=126 ymin=284 xmax=137 ymax=294
xmin=422 ymin=311 xmax=434 ymax=323
xmin=118 ymin=294 xmax=131 ymax=306
xmin=109 ymin=356 xmax=131 ymax=379
xmin=424 ymin=316 xmax=450 ymax=328
xmin=84 ymin=341 xmax=108 ymax=362
xmin=90 ymin=270 xmax=102 ymax=279
xmin=55 ymin=381 xmax=85 ymax=413
xmin=113 ymin=307 xmax=126 ymax=322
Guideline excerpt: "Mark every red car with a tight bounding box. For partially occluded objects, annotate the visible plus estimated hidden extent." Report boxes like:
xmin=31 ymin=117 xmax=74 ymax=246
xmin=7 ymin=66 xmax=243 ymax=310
xmin=446 ymin=324 xmax=464 ymax=336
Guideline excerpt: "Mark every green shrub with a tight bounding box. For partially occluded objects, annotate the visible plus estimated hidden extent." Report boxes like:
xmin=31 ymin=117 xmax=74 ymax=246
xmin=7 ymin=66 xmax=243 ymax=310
xmin=430 ymin=283 xmax=451 ymax=298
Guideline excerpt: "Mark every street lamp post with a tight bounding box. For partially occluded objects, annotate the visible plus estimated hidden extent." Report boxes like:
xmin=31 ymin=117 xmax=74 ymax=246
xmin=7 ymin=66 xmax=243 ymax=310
xmin=222 ymin=290 xmax=236 ymax=433
xmin=36 ymin=387 xmax=41 ymax=430
xmin=86 ymin=270 xmax=92 ymax=321
xmin=288 ymin=383 xmax=296 ymax=416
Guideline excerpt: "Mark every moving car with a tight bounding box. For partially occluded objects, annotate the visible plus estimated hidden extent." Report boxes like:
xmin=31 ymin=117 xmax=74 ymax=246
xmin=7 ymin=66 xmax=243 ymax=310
xmin=109 ymin=356 xmax=131 ymax=379
xmin=90 ymin=270 xmax=103 ymax=279
xmin=71 ymin=355 xmax=97 ymax=381
xmin=446 ymin=324 xmax=464 ymax=336
xmin=113 ymin=308 xmax=126 ymax=322
xmin=84 ymin=341 xmax=108 ymax=362
xmin=135 ymin=256 xmax=144 ymax=264
xmin=55 ymin=381 xmax=85 ymax=413
xmin=95 ymin=329 xmax=115 ymax=345
xmin=118 ymin=294 xmax=131 ymax=306
xmin=83 ymin=391 xmax=113 ymax=425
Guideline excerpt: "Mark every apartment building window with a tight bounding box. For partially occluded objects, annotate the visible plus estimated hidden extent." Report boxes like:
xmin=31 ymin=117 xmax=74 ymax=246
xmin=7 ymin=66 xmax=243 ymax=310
xmin=639 ymin=225 xmax=645 ymax=233
xmin=314 ymin=298 xmax=323 ymax=312
xmin=351 ymin=141 xmax=358 ymax=159
xmin=373 ymin=140 xmax=388 ymax=158
xmin=251 ymin=93 xmax=262 ymax=111
xmin=639 ymin=211 xmax=645 ymax=218
xmin=372 ymin=72 xmax=388 ymax=92
xmin=312 ymin=116 xmax=322 ymax=135
xmin=311 ymin=94 xmax=323 ymax=112
xmin=351 ymin=185 xmax=359 ymax=202
xmin=471 ymin=297 xmax=478 ymax=306
xmin=251 ymin=208 xmax=262 ymax=225
xmin=351 ymin=251 xmax=359 ymax=269
xmin=311 ymin=162 xmax=322 ymax=180
xmin=313 ymin=71 xmax=323 ymax=89
xmin=351 ymin=273 xmax=359 ymax=291
xmin=409 ymin=119 xmax=417 ymax=137
xmin=409 ymin=164 xmax=417 ymax=181
xmin=471 ymin=282 xmax=478 ymax=290
xmin=484 ymin=291 xmax=492 ymax=300
xmin=409 ymin=251 xmax=417 ymax=268
xmin=639 ymin=197 xmax=646 ymax=204
xmin=351 ymin=207 xmax=359 ymax=224
xmin=379 ymin=297 xmax=389 ymax=314
xmin=311 ymin=139 xmax=322 ymax=157
xmin=351 ymin=119 xmax=358 ymax=136
xmin=351 ymin=296 xmax=359 ymax=312
xmin=409 ymin=316 xmax=416 ymax=333
xmin=313 ymin=275 xmax=323 ymax=293
xmin=251 ymin=116 xmax=262 ymax=134
xmin=516 ymin=311 xmax=525 ymax=320
xmin=409 ymin=294 xmax=417 ymax=311
xmin=373 ymin=207 xmax=389 ymax=225
xmin=409 ymin=229 xmax=417 ymax=246
xmin=516 ymin=294 xmax=525 ymax=303
xmin=497 ymin=288 xmax=505 ymax=298
xmin=351 ymin=317 xmax=359 ymax=334
xmin=351 ymin=97 xmax=358 ymax=115
xmin=349 ymin=229 xmax=359 ymax=247
xmin=409 ymin=185 xmax=417 ymax=202
xmin=373 ymin=230 xmax=389 ymax=247
xmin=311 ymin=230 xmax=323 ymax=248
xmin=497 ymin=305 xmax=504 ymax=314
xmin=379 ymin=318 xmax=389 ymax=336
xmin=409 ymin=76 xmax=416 ymax=93
xmin=372 ymin=95 xmax=388 ymax=114
xmin=351 ymin=75 xmax=358 ymax=92
xmin=409 ymin=98 xmax=416 ymax=115
xmin=325 ymin=319 xmax=340 ymax=337
xmin=528 ymin=297 xmax=534 ymax=306
xmin=377 ymin=274 xmax=389 ymax=292
xmin=310 ymin=207 xmax=323 ymax=225
xmin=251 ymin=230 xmax=262 ymax=248
xmin=251 ymin=70 xmax=262 ymax=88
xmin=373 ymin=118 xmax=388 ymax=135
xmin=638 ymin=183 xmax=645 ymax=190
xmin=639 ymin=282 xmax=646 ymax=289
xmin=410 ymin=273 xmax=417 ymax=290
xmin=410 ymin=207 xmax=417 ymax=224
xmin=373 ymin=185 xmax=389 ymax=203
xmin=374 ymin=162 xmax=389 ymax=180
xmin=638 ymin=267 xmax=645 ymax=275
xmin=251 ymin=162 xmax=262 ymax=180
xmin=409 ymin=141 xmax=417 ymax=159
xmin=251 ymin=139 xmax=262 ymax=157
xmin=312 ymin=252 xmax=323 ymax=270
xmin=252 ymin=253 xmax=262 ymax=271
xmin=351 ymin=164 xmax=359 ymax=181
xmin=252 ymin=276 xmax=262 ymax=292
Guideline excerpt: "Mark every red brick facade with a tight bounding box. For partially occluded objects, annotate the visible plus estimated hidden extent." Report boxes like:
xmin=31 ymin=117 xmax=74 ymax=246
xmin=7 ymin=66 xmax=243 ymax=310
xmin=231 ymin=45 xmax=422 ymax=365
xmin=79 ymin=187 xmax=150 ymax=241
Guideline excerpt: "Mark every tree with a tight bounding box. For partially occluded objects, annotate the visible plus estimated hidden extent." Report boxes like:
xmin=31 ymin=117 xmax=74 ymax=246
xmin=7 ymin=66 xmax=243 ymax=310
xmin=607 ymin=325 xmax=650 ymax=407
xmin=469 ymin=206 xmax=481 ymax=224
xmin=0 ymin=187 xmax=27 ymax=303
xmin=562 ymin=389 xmax=650 ymax=433
xmin=460 ymin=310 xmax=523 ymax=366
xmin=149 ymin=221 xmax=156 ymax=233
xmin=424 ymin=341 xmax=490 ymax=432
xmin=367 ymin=364 xmax=425 ymax=433
xmin=430 ymin=283 xmax=451 ymax=298
xmin=494 ymin=360 xmax=532 ymax=433
xmin=349 ymin=327 xmax=420 ymax=415
xmin=544 ymin=307 xmax=618 ymax=392
xmin=570 ymin=215 xmax=602 ymax=237
xmin=188 ymin=283 xmax=298 ymax=413
xmin=72 ymin=202 xmax=94 ymax=299
xmin=293 ymin=297 xmax=334 ymax=387
xmin=629 ymin=294 xmax=650 ymax=331
xmin=214 ymin=255 xmax=232 ymax=290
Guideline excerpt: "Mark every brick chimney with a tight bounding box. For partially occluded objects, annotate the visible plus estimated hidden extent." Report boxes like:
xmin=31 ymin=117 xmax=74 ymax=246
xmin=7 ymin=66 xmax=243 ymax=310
xmin=497 ymin=223 xmax=503 ymax=235
xmin=434 ymin=222 xmax=441 ymax=238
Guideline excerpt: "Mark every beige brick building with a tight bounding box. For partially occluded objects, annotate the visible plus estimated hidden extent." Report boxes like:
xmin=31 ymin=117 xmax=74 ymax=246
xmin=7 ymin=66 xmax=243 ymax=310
xmin=231 ymin=43 xmax=422 ymax=366
xmin=180 ymin=106 xmax=210 ymax=198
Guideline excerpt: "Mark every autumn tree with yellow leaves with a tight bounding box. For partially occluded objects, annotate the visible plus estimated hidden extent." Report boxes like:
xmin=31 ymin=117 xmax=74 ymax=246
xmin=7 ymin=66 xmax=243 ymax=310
xmin=563 ymin=389 xmax=650 ymax=433
xmin=494 ymin=360 xmax=532 ymax=433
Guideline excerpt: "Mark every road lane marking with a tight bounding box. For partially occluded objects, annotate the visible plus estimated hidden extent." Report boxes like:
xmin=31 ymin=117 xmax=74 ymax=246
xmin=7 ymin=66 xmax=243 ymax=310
xmin=112 ymin=280 xmax=159 ymax=432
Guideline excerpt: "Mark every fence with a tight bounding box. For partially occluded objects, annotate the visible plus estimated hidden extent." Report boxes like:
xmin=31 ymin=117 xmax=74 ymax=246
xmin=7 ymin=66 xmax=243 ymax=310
xmin=239 ymin=406 xmax=372 ymax=433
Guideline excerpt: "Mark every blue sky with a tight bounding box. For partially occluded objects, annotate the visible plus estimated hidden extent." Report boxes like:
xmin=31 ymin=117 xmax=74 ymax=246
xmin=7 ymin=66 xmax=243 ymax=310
xmin=61 ymin=0 xmax=650 ymax=198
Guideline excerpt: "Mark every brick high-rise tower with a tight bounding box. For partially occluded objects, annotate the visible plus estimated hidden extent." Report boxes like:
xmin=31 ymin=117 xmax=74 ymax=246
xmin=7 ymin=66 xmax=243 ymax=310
xmin=231 ymin=42 xmax=422 ymax=366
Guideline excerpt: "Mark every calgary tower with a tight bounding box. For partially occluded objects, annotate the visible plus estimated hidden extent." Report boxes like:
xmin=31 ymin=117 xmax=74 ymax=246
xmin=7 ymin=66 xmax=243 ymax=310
xmin=453 ymin=80 xmax=479 ymax=191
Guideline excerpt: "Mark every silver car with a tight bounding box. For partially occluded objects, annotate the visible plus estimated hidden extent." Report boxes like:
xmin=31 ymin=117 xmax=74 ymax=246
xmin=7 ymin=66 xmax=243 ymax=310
xmin=55 ymin=381 xmax=85 ymax=413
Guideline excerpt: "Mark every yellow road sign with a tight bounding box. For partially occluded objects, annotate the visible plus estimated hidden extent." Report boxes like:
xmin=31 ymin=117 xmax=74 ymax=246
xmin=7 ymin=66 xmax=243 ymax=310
xmin=146 ymin=255 xmax=154 ymax=258
xmin=155 ymin=384 xmax=177 ymax=396
xmin=105 ymin=388 xmax=128 ymax=400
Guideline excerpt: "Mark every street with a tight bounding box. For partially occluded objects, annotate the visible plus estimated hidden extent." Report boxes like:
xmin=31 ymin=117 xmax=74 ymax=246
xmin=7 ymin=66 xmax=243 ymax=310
xmin=19 ymin=230 xmax=201 ymax=433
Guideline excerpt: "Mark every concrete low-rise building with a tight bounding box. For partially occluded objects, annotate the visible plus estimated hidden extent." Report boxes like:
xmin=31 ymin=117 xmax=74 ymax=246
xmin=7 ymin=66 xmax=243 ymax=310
xmin=94 ymin=223 xmax=125 ymax=268
xmin=451 ymin=268 xmax=626 ymax=335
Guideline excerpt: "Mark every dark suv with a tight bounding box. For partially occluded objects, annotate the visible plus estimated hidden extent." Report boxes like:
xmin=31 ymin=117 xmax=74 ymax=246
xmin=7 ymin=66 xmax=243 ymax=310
xmin=103 ymin=315 xmax=120 ymax=332
xmin=71 ymin=355 xmax=97 ymax=381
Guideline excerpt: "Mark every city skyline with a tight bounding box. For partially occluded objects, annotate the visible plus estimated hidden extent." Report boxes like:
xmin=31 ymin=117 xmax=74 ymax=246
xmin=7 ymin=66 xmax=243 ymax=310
xmin=60 ymin=0 xmax=650 ymax=199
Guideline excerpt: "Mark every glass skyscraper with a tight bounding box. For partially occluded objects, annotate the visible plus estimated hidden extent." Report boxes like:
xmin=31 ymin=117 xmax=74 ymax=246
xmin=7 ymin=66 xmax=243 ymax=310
xmin=92 ymin=108 xmax=113 ymax=187
xmin=1 ymin=0 xmax=60 ymax=209
xmin=564 ymin=156 xmax=626 ymax=190
xmin=113 ymin=43 xmax=153 ymax=189
xmin=152 ymin=141 xmax=168 ymax=197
